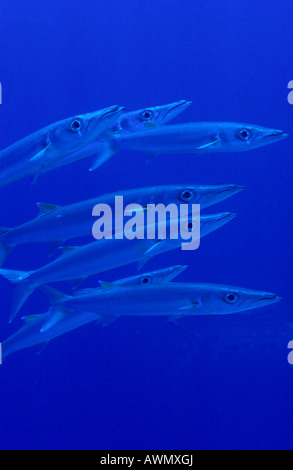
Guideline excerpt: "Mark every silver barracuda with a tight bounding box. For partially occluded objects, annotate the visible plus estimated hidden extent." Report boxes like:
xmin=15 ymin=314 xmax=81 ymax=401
xmin=0 ymin=183 xmax=244 ymax=266
xmin=101 ymin=121 xmax=288 ymax=160
xmin=0 ymin=211 xmax=236 ymax=321
xmin=56 ymin=100 xmax=192 ymax=172
xmin=0 ymin=105 xmax=124 ymax=189
xmin=0 ymin=280 xmax=281 ymax=361
xmin=0 ymin=265 xmax=188 ymax=359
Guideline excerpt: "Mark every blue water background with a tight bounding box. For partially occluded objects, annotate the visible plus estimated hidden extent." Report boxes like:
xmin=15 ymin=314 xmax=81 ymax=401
xmin=0 ymin=0 xmax=292 ymax=450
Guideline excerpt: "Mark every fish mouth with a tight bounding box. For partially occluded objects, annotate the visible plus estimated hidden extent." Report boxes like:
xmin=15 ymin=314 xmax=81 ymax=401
xmin=218 ymin=184 xmax=245 ymax=193
xmin=213 ymin=184 xmax=245 ymax=198
xmin=165 ymin=265 xmax=188 ymax=282
xmin=265 ymin=130 xmax=288 ymax=139
xmin=100 ymin=105 xmax=125 ymax=120
xmin=256 ymin=294 xmax=282 ymax=303
xmin=166 ymin=100 xmax=192 ymax=117
xmin=170 ymin=265 xmax=188 ymax=275
xmin=201 ymin=212 xmax=237 ymax=235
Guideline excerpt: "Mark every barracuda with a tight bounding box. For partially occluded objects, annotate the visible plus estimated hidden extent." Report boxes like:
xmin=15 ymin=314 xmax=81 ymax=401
xmin=0 ymin=183 xmax=243 ymax=266
xmin=0 ymin=211 xmax=236 ymax=321
xmin=0 ymin=105 xmax=124 ymax=189
xmin=60 ymin=100 xmax=192 ymax=171
xmin=0 ymin=278 xmax=281 ymax=360
xmin=103 ymin=121 xmax=288 ymax=160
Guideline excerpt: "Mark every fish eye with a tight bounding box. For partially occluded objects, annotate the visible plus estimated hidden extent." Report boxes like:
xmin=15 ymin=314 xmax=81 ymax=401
xmin=224 ymin=292 xmax=239 ymax=304
xmin=71 ymin=119 xmax=82 ymax=132
xmin=180 ymin=189 xmax=195 ymax=202
xmin=139 ymin=276 xmax=152 ymax=285
xmin=239 ymin=129 xmax=250 ymax=140
xmin=140 ymin=110 xmax=154 ymax=121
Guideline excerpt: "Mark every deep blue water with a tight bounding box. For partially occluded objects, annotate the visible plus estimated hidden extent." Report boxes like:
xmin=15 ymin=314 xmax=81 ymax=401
xmin=0 ymin=0 xmax=292 ymax=450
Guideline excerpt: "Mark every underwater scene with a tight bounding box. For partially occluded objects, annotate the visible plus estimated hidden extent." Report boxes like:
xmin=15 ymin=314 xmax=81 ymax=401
xmin=0 ymin=0 xmax=292 ymax=451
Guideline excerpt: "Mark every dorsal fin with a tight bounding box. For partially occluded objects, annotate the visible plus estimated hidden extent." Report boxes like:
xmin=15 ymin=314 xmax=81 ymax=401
xmin=98 ymin=281 xmax=118 ymax=289
xmin=21 ymin=314 xmax=42 ymax=325
xmin=36 ymin=202 xmax=60 ymax=216
xmin=60 ymin=246 xmax=79 ymax=255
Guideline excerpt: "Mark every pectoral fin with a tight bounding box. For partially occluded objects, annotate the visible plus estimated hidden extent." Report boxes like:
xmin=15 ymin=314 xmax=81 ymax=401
xmin=137 ymin=240 xmax=164 ymax=270
xmin=89 ymin=143 xmax=116 ymax=171
xmin=30 ymin=144 xmax=51 ymax=162
xmin=195 ymin=140 xmax=219 ymax=154
xmin=178 ymin=301 xmax=200 ymax=310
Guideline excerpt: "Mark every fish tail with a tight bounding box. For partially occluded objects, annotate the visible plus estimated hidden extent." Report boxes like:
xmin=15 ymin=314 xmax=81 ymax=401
xmin=0 ymin=268 xmax=34 ymax=322
xmin=0 ymin=227 xmax=13 ymax=267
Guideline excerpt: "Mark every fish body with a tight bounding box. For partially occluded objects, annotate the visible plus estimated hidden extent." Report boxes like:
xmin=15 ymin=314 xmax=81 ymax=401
xmin=1 ymin=265 xmax=188 ymax=358
xmin=56 ymin=282 xmax=281 ymax=318
xmin=0 ymin=105 xmax=124 ymax=188
xmin=0 ymin=212 xmax=236 ymax=320
xmin=57 ymin=100 xmax=192 ymax=171
xmin=1 ymin=281 xmax=281 ymax=360
xmin=109 ymin=121 xmax=288 ymax=156
xmin=0 ymin=183 xmax=243 ymax=266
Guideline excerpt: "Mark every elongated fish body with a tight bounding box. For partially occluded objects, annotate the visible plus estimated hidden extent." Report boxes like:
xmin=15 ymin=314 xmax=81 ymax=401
xmin=0 ymin=212 xmax=236 ymax=320
xmin=54 ymin=100 xmax=192 ymax=171
xmin=110 ymin=121 xmax=288 ymax=155
xmin=58 ymin=282 xmax=282 ymax=318
xmin=1 ymin=265 xmax=188 ymax=358
xmin=0 ymin=105 xmax=124 ymax=188
xmin=21 ymin=212 xmax=234 ymax=286
xmin=0 ymin=183 xmax=243 ymax=265
xmin=1 ymin=282 xmax=281 ymax=360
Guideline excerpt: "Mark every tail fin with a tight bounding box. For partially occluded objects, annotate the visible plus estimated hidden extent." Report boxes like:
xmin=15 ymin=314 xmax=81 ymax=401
xmin=0 ymin=269 xmax=34 ymax=322
xmin=0 ymin=227 xmax=13 ymax=267
xmin=38 ymin=284 xmax=69 ymax=305
xmin=40 ymin=306 xmax=67 ymax=333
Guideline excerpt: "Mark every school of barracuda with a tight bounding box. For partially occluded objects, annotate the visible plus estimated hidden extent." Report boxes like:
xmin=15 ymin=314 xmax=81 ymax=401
xmin=0 ymin=100 xmax=287 ymax=361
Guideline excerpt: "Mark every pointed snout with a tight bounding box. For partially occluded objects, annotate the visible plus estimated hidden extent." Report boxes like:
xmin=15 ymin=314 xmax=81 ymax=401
xmin=88 ymin=105 xmax=125 ymax=137
xmin=201 ymin=212 xmax=237 ymax=236
xmin=210 ymin=211 xmax=237 ymax=226
xmin=164 ymin=100 xmax=192 ymax=122
xmin=167 ymin=265 xmax=188 ymax=281
xmin=99 ymin=105 xmax=125 ymax=121
xmin=206 ymin=184 xmax=245 ymax=206
xmin=263 ymin=128 xmax=288 ymax=142
xmin=216 ymin=184 xmax=245 ymax=195
xmin=255 ymin=292 xmax=282 ymax=305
